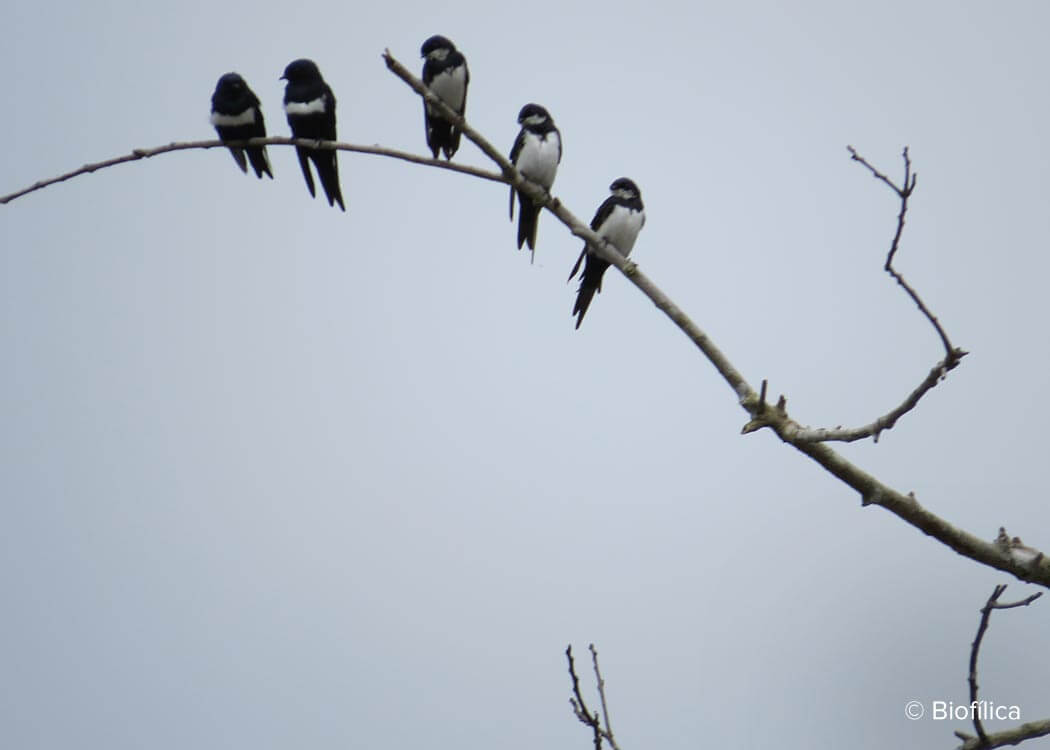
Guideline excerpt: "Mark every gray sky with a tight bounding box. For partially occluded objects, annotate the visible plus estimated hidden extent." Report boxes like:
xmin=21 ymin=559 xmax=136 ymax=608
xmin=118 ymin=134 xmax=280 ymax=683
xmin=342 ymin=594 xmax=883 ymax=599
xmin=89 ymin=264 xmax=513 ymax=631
xmin=3 ymin=1 xmax=1050 ymax=748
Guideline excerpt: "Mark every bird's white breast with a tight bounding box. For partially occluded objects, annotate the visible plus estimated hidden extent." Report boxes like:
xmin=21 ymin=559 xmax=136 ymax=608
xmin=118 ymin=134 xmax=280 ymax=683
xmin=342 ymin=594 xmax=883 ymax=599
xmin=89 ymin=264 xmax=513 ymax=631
xmin=428 ymin=65 xmax=467 ymax=111
xmin=284 ymin=96 xmax=327 ymax=116
xmin=210 ymin=109 xmax=256 ymax=127
xmin=517 ymin=131 xmax=560 ymax=189
xmin=598 ymin=205 xmax=645 ymax=257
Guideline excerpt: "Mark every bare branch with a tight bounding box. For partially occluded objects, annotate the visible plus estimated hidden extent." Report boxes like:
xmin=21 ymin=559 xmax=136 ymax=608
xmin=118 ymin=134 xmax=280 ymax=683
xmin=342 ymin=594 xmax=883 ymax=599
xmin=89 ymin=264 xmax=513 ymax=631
xmin=955 ymin=718 xmax=1050 ymax=750
xmin=788 ymin=442 xmax=1050 ymax=586
xmin=966 ymin=585 xmax=1043 ymax=748
xmin=589 ymin=644 xmax=619 ymax=750
xmin=849 ymin=145 xmax=962 ymax=360
xmin=0 ymin=137 xmax=505 ymax=205
xmin=5 ymin=48 xmax=1046 ymax=591
xmin=566 ymin=645 xmax=604 ymax=750
xmin=795 ymin=147 xmax=967 ymax=444
xmin=792 ymin=352 xmax=963 ymax=443
xmin=740 ymin=398 xmax=1050 ymax=585
xmin=566 ymin=645 xmax=621 ymax=750
xmin=969 ymin=584 xmax=1005 ymax=747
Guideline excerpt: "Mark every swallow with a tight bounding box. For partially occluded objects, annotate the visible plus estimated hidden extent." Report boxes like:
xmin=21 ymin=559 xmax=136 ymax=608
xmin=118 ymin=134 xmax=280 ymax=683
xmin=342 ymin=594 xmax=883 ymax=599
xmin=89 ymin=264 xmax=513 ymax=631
xmin=421 ymin=35 xmax=469 ymax=159
xmin=281 ymin=59 xmax=345 ymax=211
xmin=568 ymin=178 xmax=646 ymax=329
xmin=210 ymin=73 xmax=273 ymax=179
xmin=508 ymin=104 xmax=561 ymax=261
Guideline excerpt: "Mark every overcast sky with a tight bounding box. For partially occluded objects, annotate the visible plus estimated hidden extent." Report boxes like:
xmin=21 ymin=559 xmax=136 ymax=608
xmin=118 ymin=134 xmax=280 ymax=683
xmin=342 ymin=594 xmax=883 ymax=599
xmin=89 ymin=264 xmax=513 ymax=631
xmin=3 ymin=1 xmax=1050 ymax=748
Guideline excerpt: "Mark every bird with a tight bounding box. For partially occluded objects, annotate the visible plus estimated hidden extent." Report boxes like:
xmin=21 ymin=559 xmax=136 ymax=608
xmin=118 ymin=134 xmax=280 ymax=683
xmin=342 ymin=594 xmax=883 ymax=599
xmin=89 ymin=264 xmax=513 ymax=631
xmin=420 ymin=35 xmax=469 ymax=159
xmin=508 ymin=103 xmax=561 ymax=261
xmin=568 ymin=178 xmax=646 ymax=329
xmin=281 ymin=59 xmax=344 ymax=211
xmin=210 ymin=73 xmax=273 ymax=179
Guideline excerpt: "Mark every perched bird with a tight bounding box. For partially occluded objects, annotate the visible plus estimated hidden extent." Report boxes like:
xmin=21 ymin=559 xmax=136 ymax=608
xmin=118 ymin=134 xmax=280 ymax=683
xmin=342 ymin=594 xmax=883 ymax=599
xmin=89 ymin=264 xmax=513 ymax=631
xmin=420 ymin=35 xmax=469 ymax=159
xmin=210 ymin=73 xmax=273 ymax=179
xmin=508 ymin=104 xmax=562 ymax=261
xmin=568 ymin=178 xmax=646 ymax=329
xmin=281 ymin=59 xmax=344 ymax=211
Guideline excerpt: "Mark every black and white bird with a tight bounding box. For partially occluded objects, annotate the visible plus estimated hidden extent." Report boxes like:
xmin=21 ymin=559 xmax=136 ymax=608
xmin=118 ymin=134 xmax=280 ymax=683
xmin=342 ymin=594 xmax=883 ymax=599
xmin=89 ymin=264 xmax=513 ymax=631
xmin=281 ymin=59 xmax=344 ymax=211
xmin=508 ymin=103 xmax=561 ymax=260
xmin=568 ymin=178 xmax=646 ymax=329
xmin=420 ymin=35 xmax=469 ymax=160
xmin=210 ymin=73 xmax=272 ymax=179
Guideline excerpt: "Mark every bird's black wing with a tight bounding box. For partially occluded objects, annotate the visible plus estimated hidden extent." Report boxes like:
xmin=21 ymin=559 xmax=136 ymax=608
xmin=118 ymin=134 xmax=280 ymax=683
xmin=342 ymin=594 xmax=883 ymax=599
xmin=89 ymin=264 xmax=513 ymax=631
xmin=245 ymin=98 xmax=273 ymax=179
xmin=508 ymin=128 xmax=527 ymax=219
xmin=313 ymin=88 xmax=344 ymax=210
xmin=589 ymin=195 xmax=618 ymax=232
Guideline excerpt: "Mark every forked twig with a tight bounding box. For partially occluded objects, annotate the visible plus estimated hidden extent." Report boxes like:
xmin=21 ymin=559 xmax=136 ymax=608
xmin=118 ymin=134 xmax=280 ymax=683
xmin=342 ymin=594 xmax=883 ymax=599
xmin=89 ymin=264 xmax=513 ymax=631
xmin=792 ymin=147 xmax=968 ymax=443
xmin=964 ymin=584 xmax=1042 ymax=748
xmin=566 ymin=645 xmax=622 ymax=750
xmin=848 ymin=145 xmax=960 ymax=360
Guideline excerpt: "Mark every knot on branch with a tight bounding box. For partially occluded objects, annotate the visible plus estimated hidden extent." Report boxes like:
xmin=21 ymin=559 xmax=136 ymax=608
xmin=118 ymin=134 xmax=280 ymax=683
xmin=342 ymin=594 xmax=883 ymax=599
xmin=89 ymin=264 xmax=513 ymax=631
xmin=995 ymin=527 xmax=1046 ymax=567
xmin=945 ymin=347 xmax=969 ymax=371
xmin=741 ymin=380 xmax=789 ymax=435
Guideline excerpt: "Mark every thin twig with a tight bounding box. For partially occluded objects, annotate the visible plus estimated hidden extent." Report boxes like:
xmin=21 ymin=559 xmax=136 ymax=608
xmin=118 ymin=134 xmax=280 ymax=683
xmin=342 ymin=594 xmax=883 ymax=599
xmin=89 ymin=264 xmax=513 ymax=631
xmin=969 ymin=585 xmax=1006 ymax=747
xmin=793 ymin=352 xmax=964 ymax=443
xmin=566 ymin=645 xmax=604 ymax=750
xmin=0 ymin=137 xmax=505 ymax=205
xmin=848 ymin=146 xmax=960 ymax=360
xmin=793 ymin=148 xmax=967 ymax=444
xmin=967 ymin=585 xmax=1043 ymax=748
xmin=589 ymin=644 xmax=620 ymax=750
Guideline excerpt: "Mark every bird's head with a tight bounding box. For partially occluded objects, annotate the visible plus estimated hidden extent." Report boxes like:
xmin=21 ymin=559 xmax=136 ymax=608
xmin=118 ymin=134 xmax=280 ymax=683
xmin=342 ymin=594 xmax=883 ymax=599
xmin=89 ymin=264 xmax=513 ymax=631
xmin=215 ymin=72 xmax=248 ymax=95
xmin=609 ymin=178 xmax=641 ymax=200
xmin=281 ymin=59 xmax=321 ymax=83
xmin=421 ymin=35 xmax=456 ymax=60
xmin=517 ymin=103 xmax=552 ymax=127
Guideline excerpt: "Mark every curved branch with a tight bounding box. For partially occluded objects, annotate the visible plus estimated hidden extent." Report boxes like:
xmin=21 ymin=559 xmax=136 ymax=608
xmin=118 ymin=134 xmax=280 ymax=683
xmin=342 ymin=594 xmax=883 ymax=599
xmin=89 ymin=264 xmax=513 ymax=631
xmin=857 ymin=145 xmax=961 ymax=358
xmin=566 ymin=645 xmax=622 ymax=750
xmin=384 ymin=47 xmax=1050 ymax=587
xmin=0 ymin=137 xmax=505 ymax=205
xmin=796 ymin=147 xmax=967 ymax=443
xmin=4 ymin=48 xmax=1046 ymax=590
xmin=589 ymin=644 xmax=618 ymax=750
xmin=793 ymin=352 xmax=962 ymax=443
xmin=967 ymin=585 xmax=1042 ymax=746
xmin=765 ymin=411 xmax=1050 ymax=586
xmin=961 ymin=585 xmax=1047 ymax=750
